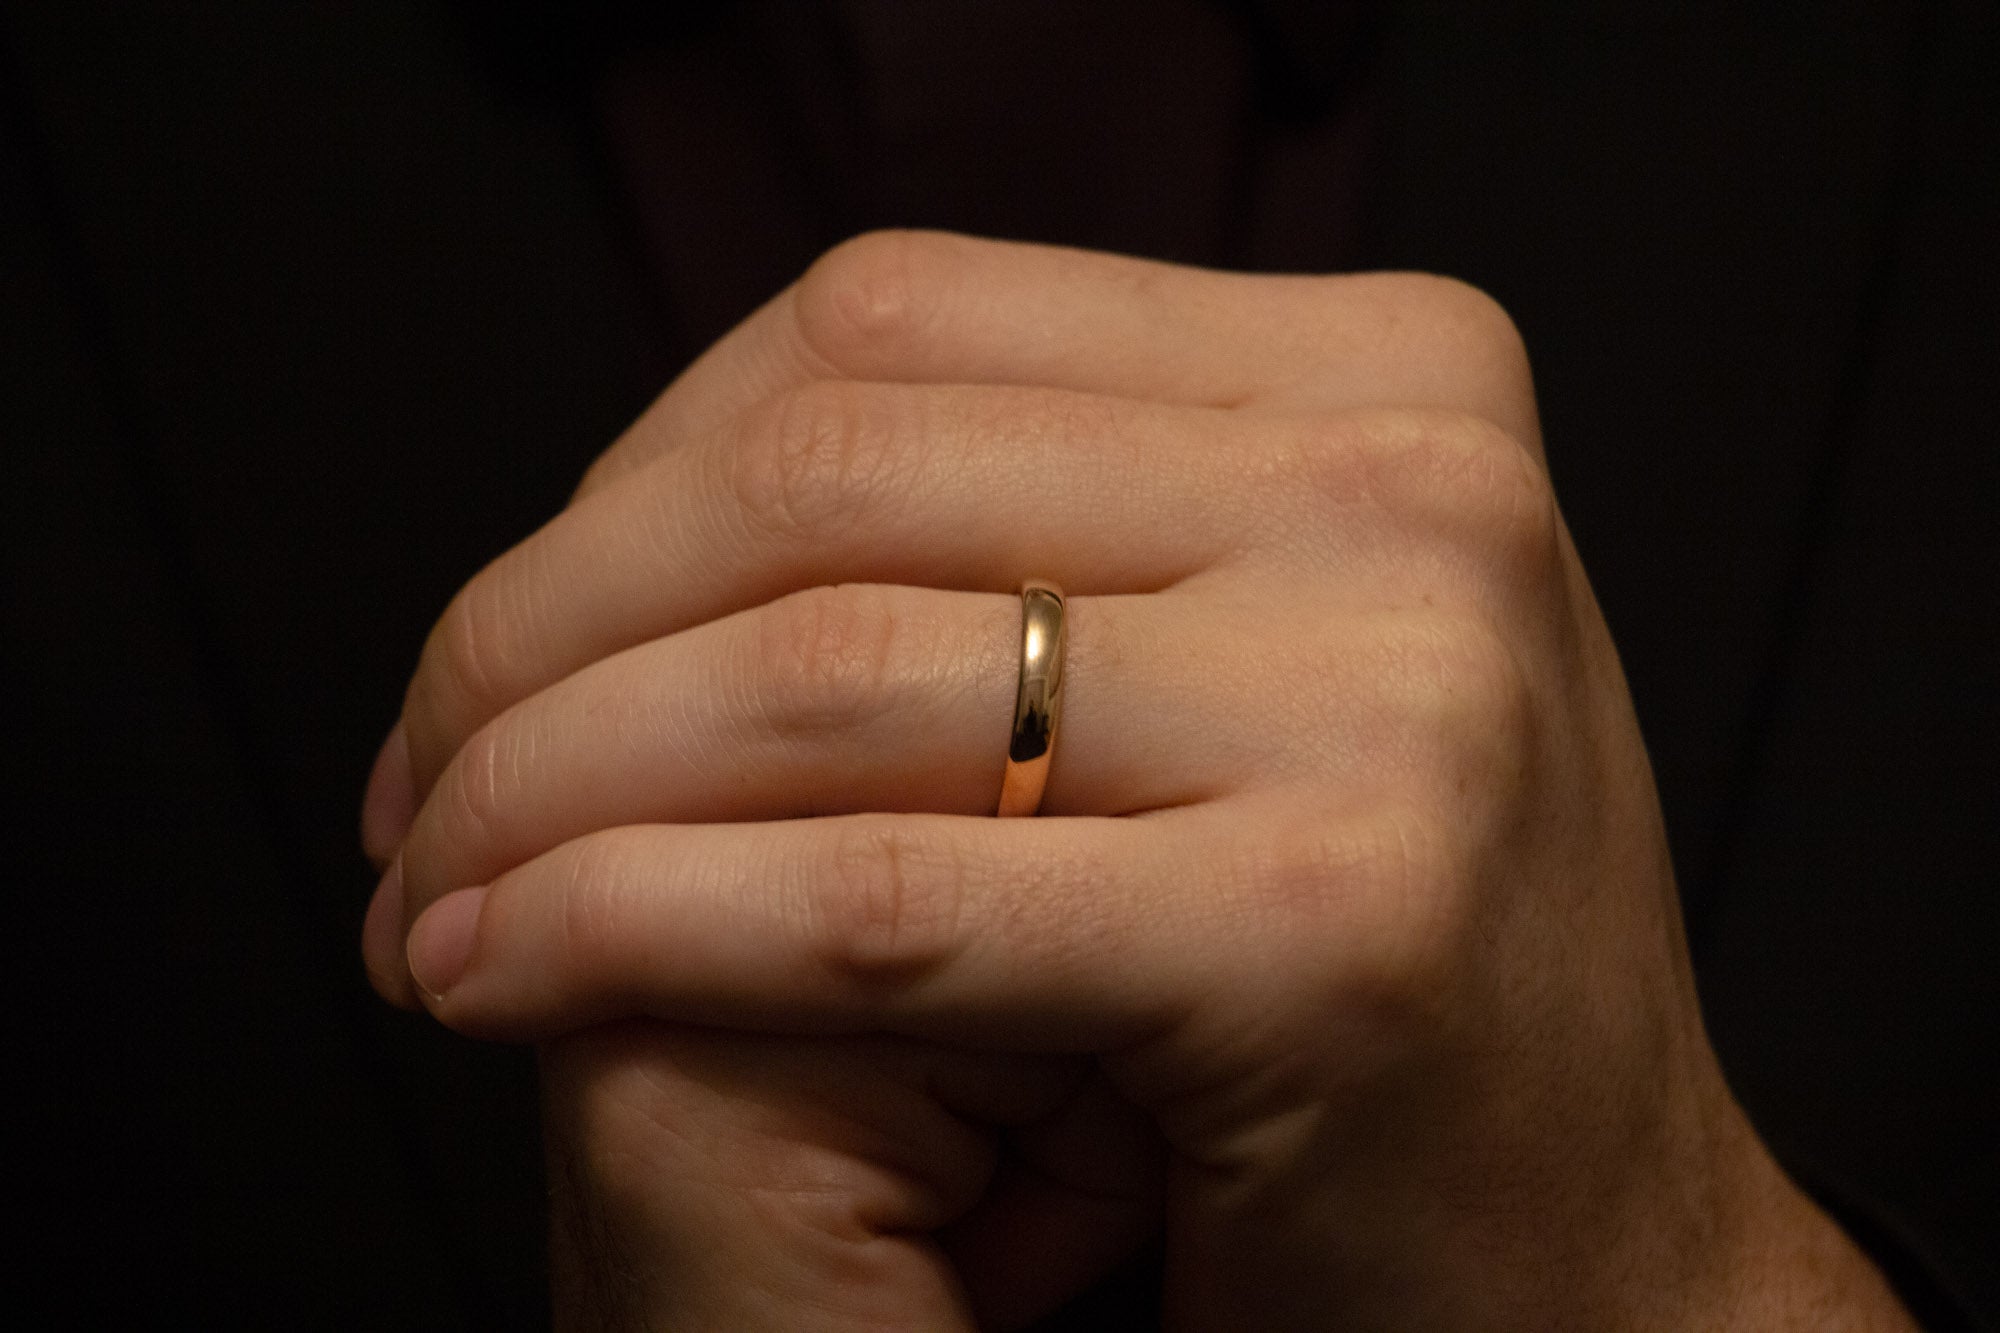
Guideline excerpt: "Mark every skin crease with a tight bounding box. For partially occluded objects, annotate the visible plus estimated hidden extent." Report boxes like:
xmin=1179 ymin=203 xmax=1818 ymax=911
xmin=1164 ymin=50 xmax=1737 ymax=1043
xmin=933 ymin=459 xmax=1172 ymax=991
xmin=360 ymin=232 xmax=1917 ymax=1330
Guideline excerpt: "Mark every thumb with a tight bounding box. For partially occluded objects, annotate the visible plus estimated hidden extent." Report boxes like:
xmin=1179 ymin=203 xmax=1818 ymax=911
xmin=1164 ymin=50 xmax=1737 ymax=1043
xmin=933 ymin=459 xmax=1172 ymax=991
xmin=539 ymin=1023 xmax=1160 ymax=1331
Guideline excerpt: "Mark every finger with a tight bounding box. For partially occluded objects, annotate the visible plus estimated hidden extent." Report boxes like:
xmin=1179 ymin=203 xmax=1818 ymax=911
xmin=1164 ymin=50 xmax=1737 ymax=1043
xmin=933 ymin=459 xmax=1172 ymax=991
xmin=359 ymin=720 xmax=414 ymax=869
xmin=392 ymin=585 xmax=1273 ymax=938
xmin=541 ymin=1023 xmax=1091 ymax=1330
xmin=384 ymin=576 xmax=1516 ymax=991
xmin=941 ymin=1072 xmax=1167 ymax=1330
xmin=404 ymin=378 xmax=1540 ymax=801
xmin=405 ymin=809 xmax=1250 ymax=1048
xmin=577 ymin=229 xmax=1541 ymax=501
xmin=360 ymin=855 xmax=418 ymax=1009
xmin=402 ymin=381 xmax=1260 ymax=795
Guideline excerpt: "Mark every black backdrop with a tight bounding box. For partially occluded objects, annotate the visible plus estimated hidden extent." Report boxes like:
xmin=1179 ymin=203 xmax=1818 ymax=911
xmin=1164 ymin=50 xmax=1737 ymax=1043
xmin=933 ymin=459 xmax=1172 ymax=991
xmin=5 ymin=2 xmax=1994 ymax=1326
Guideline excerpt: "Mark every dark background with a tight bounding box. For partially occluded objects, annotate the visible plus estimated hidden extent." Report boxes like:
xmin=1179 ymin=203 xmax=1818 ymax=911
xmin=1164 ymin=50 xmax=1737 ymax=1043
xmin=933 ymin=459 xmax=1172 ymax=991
xmin=4 ymin=1 xmax=1994 ymax=1326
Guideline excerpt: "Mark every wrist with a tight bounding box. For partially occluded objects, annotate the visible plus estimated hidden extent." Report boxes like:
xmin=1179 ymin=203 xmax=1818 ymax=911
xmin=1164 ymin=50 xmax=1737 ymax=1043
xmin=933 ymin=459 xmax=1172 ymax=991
xmin=1657 ymin=1072 xmax=1918 ymax=1332
xmin=1448 ymin=1045 xmax=1920 ymax=1332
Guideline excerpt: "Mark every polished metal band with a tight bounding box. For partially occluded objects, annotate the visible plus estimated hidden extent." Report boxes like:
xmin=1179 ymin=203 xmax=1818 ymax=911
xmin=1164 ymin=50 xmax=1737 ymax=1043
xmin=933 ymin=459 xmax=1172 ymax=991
xmin=997 ymin=579 xmax=1066 ymax=817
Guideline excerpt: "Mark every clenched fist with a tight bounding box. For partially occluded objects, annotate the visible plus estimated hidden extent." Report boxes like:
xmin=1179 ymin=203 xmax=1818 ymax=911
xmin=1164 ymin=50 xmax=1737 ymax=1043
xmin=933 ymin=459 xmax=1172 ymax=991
xmin=360 ymin=233 xmax=1912 ymax=1330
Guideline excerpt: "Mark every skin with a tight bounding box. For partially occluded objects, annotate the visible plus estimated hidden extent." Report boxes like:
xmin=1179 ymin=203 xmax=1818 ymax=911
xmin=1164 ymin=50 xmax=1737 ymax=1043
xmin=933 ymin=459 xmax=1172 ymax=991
xmin=359 ymin=231 xmax=1916 ymax=1330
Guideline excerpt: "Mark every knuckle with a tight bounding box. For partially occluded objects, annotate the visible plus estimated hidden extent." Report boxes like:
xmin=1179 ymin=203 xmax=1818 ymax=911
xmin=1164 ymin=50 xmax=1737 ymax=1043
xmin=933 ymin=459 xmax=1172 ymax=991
xmin=793 ymin=229 xmax=951 ymax=376
xmin=1266 ymin=804 xmax=1444 ymax=918
xmin=1261 ymin=805 xmax=1468 ymax=1030
xmin=1250 ymin=815 xmax=1381 ymax=925
xmin=730 ymin=381 xmax=905 ymax=542
xmin=1394 ymin=610 xmax=1539 ymax=764
xmin=1273 ymin=415 xmax=1375 ymax=513
xmin=752 ymin=584 xmax=903 ymax=740
xmin=1307 ymin=611 xmax=1539 ymax=801
xmin=1379 ymin=410 xmax=1561 ymax=571
xmin=809 ymin=819 xmax=964 ymax=992
xmin=1345 ymin=806 xmax=1471 ymax=1022
xmin=1375 ymin=273 xmax=1539 ymax=440
xmin=1388 ymin=273 xmax=1534 ymax=382
xmin=1304 ymin=804 xmax=1464 ymax=1012
xmin=1450 ymin=418 xmax=1560 ymax=571
xmin=1277 ymin=410 xmax=1559 ymax=577
xmin=1403 ymin=274 xmax=1526 ymax=351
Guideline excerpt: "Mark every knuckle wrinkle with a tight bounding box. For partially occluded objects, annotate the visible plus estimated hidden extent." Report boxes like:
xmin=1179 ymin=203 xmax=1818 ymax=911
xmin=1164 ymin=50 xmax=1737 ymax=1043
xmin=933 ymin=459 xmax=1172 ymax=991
xmin=733 ymin=383 xmax=893 ymax=541
xmin=812 ymin=821 xmax=961 ymax=992
xmin=755 ymin=586 xmax=900 ymax=740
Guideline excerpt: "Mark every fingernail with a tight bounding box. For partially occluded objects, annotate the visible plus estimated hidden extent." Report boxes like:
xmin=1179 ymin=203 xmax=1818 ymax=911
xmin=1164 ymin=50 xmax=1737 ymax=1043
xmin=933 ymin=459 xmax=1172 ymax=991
xmin=361 ymin=721 xmax=415 ymax=867
xmin=361 ymin=856 xmax=418 ymax=1008
xmin=407 ymin=886 xmax=488 ymax=1002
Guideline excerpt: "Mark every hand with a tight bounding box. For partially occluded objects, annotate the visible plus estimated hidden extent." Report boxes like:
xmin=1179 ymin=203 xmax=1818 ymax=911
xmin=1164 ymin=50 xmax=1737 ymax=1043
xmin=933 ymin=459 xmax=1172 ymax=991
xmin=361 ymin=232 xmax=1914 ymax=1329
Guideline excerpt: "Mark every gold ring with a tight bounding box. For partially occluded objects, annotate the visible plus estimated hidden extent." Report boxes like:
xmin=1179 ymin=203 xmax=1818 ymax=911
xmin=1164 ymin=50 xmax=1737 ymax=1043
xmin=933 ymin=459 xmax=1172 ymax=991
xmin=997 ymin=579 xmax=1066 ymax=817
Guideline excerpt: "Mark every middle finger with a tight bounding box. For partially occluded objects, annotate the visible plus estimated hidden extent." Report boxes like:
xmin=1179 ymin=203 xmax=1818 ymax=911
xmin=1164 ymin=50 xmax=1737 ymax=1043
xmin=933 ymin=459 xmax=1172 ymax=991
xmin=403 ymin=381 xmax=1275 ymax=798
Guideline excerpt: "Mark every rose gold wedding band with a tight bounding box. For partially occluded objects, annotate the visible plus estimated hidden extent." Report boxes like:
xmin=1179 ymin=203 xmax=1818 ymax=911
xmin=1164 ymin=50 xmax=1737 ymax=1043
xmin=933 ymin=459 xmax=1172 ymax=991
xmin=997 ymin=579 xmax=1066 ymax=817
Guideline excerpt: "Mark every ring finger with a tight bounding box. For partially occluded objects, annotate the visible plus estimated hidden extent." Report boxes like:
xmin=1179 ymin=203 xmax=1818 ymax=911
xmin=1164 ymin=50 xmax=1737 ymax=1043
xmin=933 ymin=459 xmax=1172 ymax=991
xmin=390 ymin=582 xmax=1278 ymax=954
